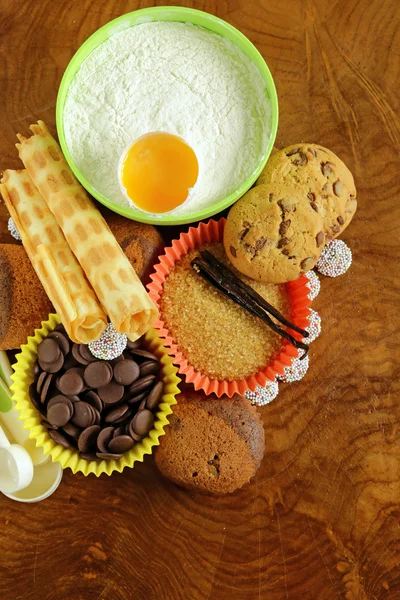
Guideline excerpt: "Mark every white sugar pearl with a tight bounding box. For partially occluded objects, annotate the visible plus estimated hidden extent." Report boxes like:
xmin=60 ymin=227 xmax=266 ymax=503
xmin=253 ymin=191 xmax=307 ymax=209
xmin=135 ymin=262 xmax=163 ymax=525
xmin=305 ymin=309 xmax=321 ymax=343
xmin=8 ymin=217 xmax=21 ymax=241
xmin=305 ymin=270 xmax=321 ymax=300
xmin=316 ymin=240 xmax=352 ymax=277
xmin=245 ymin=379 xmax=279 ymax=406
xmin=277 ymin=352 xmax=309 ymax=383
xmin=88 ymin=322 xmax=127 ymax=360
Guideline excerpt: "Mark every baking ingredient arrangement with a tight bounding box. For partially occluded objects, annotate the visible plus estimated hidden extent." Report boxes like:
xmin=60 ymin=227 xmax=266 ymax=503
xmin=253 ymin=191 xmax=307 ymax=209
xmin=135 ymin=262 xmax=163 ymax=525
xmin=0 ymin=7 xmax=356 ymax=501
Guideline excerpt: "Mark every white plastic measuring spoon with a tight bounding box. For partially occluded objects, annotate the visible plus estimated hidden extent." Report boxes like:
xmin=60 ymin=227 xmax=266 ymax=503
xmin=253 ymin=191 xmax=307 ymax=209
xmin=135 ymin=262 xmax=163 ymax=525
xmin=0 ymin=351 xmax=63 ymax=502
xmin=0 ymin=351 xmax=48 ymax=465
xmin=2 ymin=460 xmax=62 ymax=503
xmin=0 ymin=425 xmax=34 ymax=494
xmin=0 ymin=401 xmax=49 ymax=467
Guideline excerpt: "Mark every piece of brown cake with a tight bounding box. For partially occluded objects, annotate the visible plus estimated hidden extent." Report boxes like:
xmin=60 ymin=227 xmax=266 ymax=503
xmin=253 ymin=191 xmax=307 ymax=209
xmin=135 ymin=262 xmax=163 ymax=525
xmin=155 ymin=392 xmax=265 ymax=494
xmin=183 ymin=391 xmax=265 ymax=471
xmin=0 ymin=244 xmax=53 ymax=350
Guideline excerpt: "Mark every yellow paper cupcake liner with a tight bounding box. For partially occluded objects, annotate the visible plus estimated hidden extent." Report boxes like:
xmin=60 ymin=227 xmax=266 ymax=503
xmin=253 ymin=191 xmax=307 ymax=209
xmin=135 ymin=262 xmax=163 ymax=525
xmin=11 ymin=314 xmax=180 ymax=476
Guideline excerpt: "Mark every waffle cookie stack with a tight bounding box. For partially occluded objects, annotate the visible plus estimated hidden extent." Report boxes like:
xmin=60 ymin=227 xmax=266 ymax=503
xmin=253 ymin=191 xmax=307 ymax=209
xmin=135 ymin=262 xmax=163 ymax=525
xmin=0 ymin=120 xmax=159 ymax=350
xmin=16 ymin=121 xmax=157 ymax=341
xmin=1 ymin=170 xmax=107 ymax=344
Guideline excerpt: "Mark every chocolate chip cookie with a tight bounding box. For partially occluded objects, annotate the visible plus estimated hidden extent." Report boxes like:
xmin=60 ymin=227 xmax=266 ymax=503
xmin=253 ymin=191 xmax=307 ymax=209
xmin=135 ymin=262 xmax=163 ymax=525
xmin=256 ymin=143 xmax=357 ymax=238
xmin=224 ymin=182 xmax=325 ymax=283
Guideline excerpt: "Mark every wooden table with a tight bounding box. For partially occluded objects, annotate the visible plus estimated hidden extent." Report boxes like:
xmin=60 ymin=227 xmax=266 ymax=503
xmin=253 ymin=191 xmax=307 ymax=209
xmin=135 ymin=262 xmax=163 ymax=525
xmin=1 ymin=1 xmax=399 ymax=598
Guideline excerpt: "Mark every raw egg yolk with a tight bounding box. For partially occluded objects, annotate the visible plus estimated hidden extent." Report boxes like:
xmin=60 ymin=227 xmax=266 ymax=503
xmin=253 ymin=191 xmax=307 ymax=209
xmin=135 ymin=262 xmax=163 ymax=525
xmin=120 ymin=132 xmax=199 ymax=213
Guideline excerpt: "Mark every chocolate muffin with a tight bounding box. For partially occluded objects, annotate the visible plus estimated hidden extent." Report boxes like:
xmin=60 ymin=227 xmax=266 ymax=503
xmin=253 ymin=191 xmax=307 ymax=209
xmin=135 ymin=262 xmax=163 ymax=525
xmin=155 ymin=392 xmax=265 ymax=494
xmin=0 ymin=244 xmax=53 ymax=350
xmin=186 ymin=391 xmax=265 ymax=471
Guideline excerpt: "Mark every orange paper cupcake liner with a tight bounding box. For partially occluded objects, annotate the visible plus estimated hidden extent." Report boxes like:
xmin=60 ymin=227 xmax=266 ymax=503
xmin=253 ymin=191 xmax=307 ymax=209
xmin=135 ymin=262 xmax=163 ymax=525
xmin=148 ymin=218 xmax=311 ymax=398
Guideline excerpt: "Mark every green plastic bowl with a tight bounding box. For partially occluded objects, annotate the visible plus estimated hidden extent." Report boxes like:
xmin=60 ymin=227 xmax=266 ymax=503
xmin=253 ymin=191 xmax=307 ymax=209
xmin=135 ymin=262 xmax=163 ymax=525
xmin=56 ymin=6 xmax=279 ymax=226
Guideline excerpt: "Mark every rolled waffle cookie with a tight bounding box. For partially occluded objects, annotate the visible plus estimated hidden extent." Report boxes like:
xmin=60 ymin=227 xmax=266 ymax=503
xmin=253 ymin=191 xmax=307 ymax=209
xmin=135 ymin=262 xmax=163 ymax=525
xmin=17 ymin=121 xmax=158 ymax=341
xmin=102 ymin=208 xmax=164 ymax=285
xmin=0 ymin=170 xmax=107 ymax=343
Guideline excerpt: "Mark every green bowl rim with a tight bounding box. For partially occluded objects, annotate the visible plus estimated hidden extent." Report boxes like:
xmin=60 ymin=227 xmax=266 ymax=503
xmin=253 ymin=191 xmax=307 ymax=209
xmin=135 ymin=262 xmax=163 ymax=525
xmin=56 ymin=6 xmax=279 ymax=226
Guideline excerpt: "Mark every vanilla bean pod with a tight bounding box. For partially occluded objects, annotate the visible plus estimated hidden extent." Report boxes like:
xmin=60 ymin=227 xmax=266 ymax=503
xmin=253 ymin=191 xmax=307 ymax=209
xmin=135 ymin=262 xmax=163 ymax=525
xmin=191 ymin=256 xmax=309 ymax=357
xmin=201 ymin=250 xmax=309 ymax=338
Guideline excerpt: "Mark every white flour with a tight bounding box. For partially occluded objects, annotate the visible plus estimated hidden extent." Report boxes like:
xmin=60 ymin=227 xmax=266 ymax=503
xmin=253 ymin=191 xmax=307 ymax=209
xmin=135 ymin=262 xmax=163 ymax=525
xmin=63 ymin=21 xmax=272 ymax=216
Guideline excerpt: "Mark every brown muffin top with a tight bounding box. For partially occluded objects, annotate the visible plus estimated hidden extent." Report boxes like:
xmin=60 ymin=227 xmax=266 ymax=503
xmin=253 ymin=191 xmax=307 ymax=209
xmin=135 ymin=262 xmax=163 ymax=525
xmin=155 ymin=402 xmax=257 ymax=494
xmin=181 ymin=391 xmax=265 ymax=470
xmin=155 ymin=392 xmax=265 ymax=495
xmin=0 ymin=243 xmax=53 ymax=350
xmin=0 ymin=248 xmax=12 ymax=342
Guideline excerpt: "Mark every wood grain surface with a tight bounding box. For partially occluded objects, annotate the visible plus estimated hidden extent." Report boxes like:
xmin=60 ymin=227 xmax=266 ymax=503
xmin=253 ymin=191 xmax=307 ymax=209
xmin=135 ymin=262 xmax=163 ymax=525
xmin=1 ymin=0 xmax=400 ymax=598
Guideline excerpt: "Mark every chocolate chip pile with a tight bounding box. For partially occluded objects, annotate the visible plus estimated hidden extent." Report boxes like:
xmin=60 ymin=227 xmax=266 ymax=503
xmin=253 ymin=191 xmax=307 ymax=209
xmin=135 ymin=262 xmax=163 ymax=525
xmin=29 ymin=325 xmax=164 ymax=461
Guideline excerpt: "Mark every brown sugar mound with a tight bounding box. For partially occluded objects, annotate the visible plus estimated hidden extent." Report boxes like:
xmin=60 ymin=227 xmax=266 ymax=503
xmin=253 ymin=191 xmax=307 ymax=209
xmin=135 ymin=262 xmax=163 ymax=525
xmin=155 ymin=392 xmax=265 ymax=494
xmin=0 ymin=244 xmax=53 ymax=350
xmin=101 ymin=208 xmax=164 ymax=284
xmin=160 ymin=242 xmax=289 ymax=381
